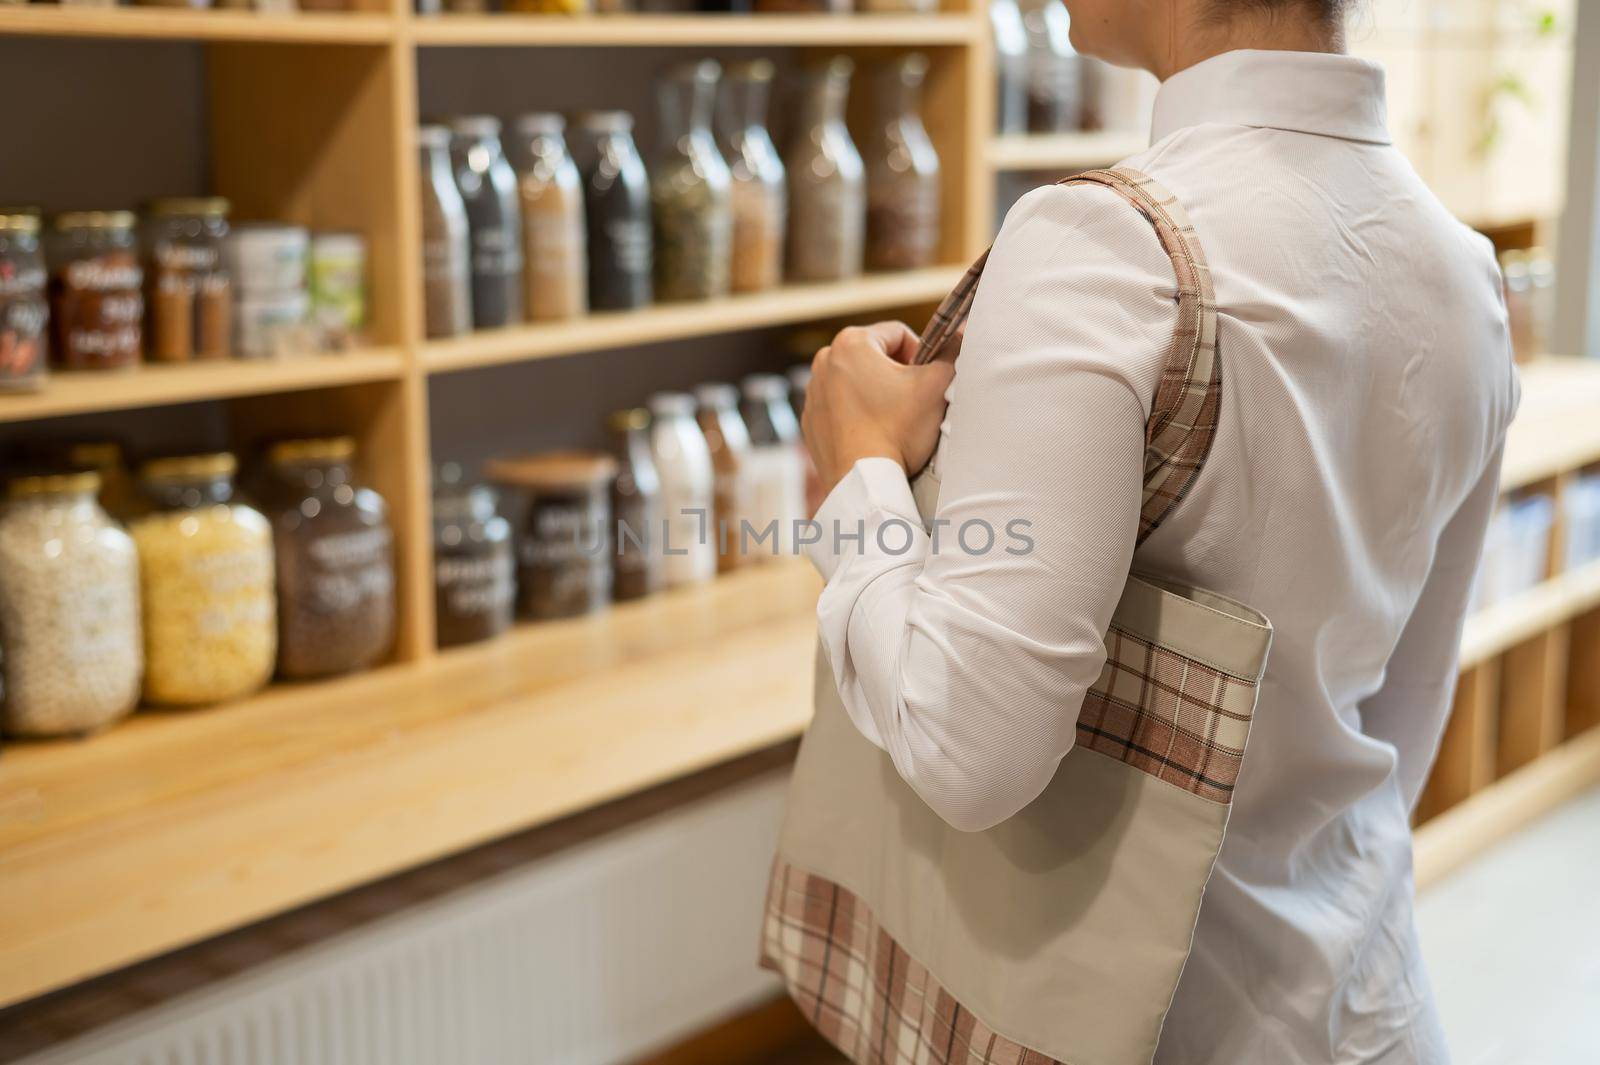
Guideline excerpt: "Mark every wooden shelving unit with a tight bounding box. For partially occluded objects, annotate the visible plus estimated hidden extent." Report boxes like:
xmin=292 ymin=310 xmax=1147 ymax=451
xmin=986 ymin=130 xmax=1148 ymax=172
xmin=407 ymin=11 xmax=976 ymax=46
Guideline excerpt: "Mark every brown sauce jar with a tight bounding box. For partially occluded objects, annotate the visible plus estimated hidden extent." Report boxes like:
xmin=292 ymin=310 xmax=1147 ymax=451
xmin=46 ymin=211 xmax=144 ymax=371
xmin=488 ymin=452 xmax=617 ymax=621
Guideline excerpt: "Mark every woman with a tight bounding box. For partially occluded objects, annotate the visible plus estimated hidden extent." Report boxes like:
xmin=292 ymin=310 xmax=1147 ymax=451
xmin=796 ymin=0 xmax=1519 ymax=1061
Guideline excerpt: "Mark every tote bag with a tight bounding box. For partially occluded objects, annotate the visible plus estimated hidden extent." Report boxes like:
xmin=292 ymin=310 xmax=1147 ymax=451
xmin=760 ymin=168 xmax=1274 ymax=1065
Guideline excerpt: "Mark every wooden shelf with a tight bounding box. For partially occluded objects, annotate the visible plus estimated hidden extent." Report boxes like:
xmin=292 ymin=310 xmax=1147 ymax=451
xmin=986 ymin=131 xmax=1148 ymax=172
xmin=407 ymin=12 xmax=977 ymax=47
xmin=0 ymin=6 xmax=394 ymax=43
xmin=0 ymin=349 xmax=406 ymax=424
xmin=0 ymin=561 xmax=821 ymax=1009
xmin=1460 ymin=561 xmax=1600 ymax=669
xmin=1500 ymin=355 xmax=1600 ymax=491
xmin=423 ymin=266 xmax=964 ymax=373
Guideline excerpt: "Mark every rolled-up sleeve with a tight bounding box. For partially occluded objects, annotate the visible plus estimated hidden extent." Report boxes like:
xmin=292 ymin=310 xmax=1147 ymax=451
xmin=807 ymin=182 xmax=1179 ymax=832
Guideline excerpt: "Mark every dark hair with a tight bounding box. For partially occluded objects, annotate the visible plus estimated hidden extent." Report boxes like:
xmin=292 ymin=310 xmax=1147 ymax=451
xmin=1208 ymin=0 xmax=1348 ymax=22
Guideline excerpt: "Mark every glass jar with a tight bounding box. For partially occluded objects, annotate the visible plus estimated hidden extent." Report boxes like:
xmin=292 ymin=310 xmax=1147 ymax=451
xmin=0 ymin=213 xmax=48 ymax=394
xmin=1501 ymin=251 xmax=1535 ymax=364
xmin=258 ymin=438 xmax=396 ymax=680
xmin=487 ymin=452 xmax=617 ymax=621
xmin=576 ymin=111 xmax=653 ymax=312
xmin=308 ymin=231 xmax=368 ymax=351
xmin=450 ymin=116 xmax=526 ymax=331
xmin=420 ymin=124 xmax=472 ymax=339
xmin=1527 ymin=245 xmax=1556 ymax=357
xmin=786 ymin=364 xmax=825 ymax=517
xmin=866 ymin=53 xmax=942 ymax=271
xmin=717 ymin=59 xmax=787 ymax=295
xmin=652 ymin=60 xmax=734 ymax=303
xmin=142 ymin=197 xmax=233 ymax=363
xmin=0 ymin=471 xmax=142 ymax=738
xmin=694 ymin=383 xmax=754 ymax=573
xmin=131 ymin=453 xmax=276 ymax=706
xmin=433 ymin=464 xmax=514 ymax=649
xmin=991 ymin=0 xmax=1030 ymax=136
xmin=511 ymin=113 xmax=588 ymax=322
xmin=786 ymin=57 xmax=866 ymax=284
xmin=64 ymin=440 xmax=136 ymax=521
xmin=647 ymin=392 xmax=717 ymax=587
xmin=741 ymin=373 xmax=808 ymax=559
xmin=1021 ymin=0 xmax=1083 ymax=133
xmin=607 ymin=408 xmax=665 ymax=602
xmin=46 ymin=211 xmax=144 ymax=372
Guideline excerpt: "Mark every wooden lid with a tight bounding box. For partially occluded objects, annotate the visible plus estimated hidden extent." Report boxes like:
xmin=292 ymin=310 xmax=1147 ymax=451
xmin=484 ymin=451 xmax=617 ymax=491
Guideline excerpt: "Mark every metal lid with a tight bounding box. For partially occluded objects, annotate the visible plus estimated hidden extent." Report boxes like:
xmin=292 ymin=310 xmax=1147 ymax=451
xmin=140 ymin=452 xmax=237 ymax=482
xmin=8 ymin=470 xmax=100 ymax=498
xmin=53 ymin=210 xmax=138 ymax=233
xmin=145 ymin=197 xmax=231 ymax=219
xmin=647 ymin=391 xmax=696 ymax=419
xmin=694 ymin=382 xmax=739 ymax=410
xmin=266 ymin=436 xmax=357 ymax=465
xmin=65 ymin=441 xmax=124 ymax=469
xmin=665 ymin=58 xmax=721 ymax=85
xmin=724 ymin=58 xmax=776 ymax=83
xmin=575 ymin=110 xmax=635 ymax=134
xmin=606 ymin=407 xmax=651 ymax=434
xmin=0 ymin=213 xmax=41 ymax=234
xmin=740 ymin=373 xmax=789 ymax=402
xmin=448 ymin=114 xmax=503 ymax=139
xmin=484 ymin=451 xmax=617 ymax=491
xmin=515 ymin=112 xmax=566 ymax=137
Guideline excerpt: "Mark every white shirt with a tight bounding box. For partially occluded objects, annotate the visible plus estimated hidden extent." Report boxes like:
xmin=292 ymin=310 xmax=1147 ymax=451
xmin=807 ymin=50 xmax=1520 ymax=1064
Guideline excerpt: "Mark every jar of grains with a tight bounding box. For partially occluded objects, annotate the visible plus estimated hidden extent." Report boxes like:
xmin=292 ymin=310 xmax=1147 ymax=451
xmin=785 ymin=58 xmax=866 ymax=283
xmin=0 ymin=471 xmax=142 ymax=737
xmin=715 ymin=60 xmax=787 ymax=295
xmin=259 ymin=437 xmax=396 ymax=680
xmin=487 ymin=452 xmax=616 ymax=621
xmin=142 ymin=197 xmax=233 ymax=362
xmin=131 ymin=453 xmax=276 ymax=706
xmin=864 ymin=53 xmax=942 ymax=271
xmin=0 ymin=212 xmax=49 ymax=393
xmin=651 ymin=60 xmax=733 ymax=303
xmin=46 ymin=211 xmax=144 ymax=371
xmin=511 ymin=113 xmax=588 ymax=322
xmin=432 ymin=464 xmax=514 ymax=648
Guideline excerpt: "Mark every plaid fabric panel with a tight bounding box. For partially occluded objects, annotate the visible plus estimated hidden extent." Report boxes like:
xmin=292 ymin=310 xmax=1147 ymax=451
xmin=912 ymin=167 xmax=1220 ymax=546
xmin=1075 ymin=626 xmax=1255 ymax=803
xmin=760 ymin=861 xmax=1065 ymax=1065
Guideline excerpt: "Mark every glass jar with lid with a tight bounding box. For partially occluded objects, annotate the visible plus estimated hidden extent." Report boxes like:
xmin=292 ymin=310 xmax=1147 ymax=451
xmin=142 ymin=197 xmax=233 ymax=363
xmin=785 ymin=57 xmax=866 ymax=283
xmin=420 ymin=124 xmax=472 ymax=339
xmin=694 ymin=383 xmax=754 ymax=573
xmin=1020 ymin=0 xmax=1083 ymax=133
xmin=990 ymin=0 xmax=1030 ymax=135
xmin=652 ymin=60 xmax=734 ymax=303
xmin=449 ymin=115 xmax=525 ymax=330
xmin=131 ymin=453 xmax=276 ymax=706
xmin=865 ymin=53 xmax=942 ymax=271
xmin=64 ymin=440 xmax=136 ymax=521
xmin=576 ymin=111 xmax=653 ymax=312
xmin=647 ymin=391 xmax=717 ymax=586
xmin=258 ymin=437 xmax=396 ymax=680
xmin=0 ymin=212 xmax=48 ymax=393
xmin=607 ymin=408 xmax=664 ymax=602
xmin=0 ymin=470 xmax=142 ymax=737
xmin=46 ymin=210 xmax=144 ymax=372
xmin=487 ymin=452 xmax=617 ymax=621
xmin=511 ymin=113 xmax=588 ymax=322
xmin=741 ymin=373 xmax=808 ymax=559
xmin=716 ymin=60 xmax=787 ymax=295
xmin=433 ymin=463 xmax=514 ymax=648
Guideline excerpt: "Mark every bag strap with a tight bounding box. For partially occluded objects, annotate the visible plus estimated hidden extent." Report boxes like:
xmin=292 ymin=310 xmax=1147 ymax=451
xmin=915 ymin=166 xmax=1221 ymax=544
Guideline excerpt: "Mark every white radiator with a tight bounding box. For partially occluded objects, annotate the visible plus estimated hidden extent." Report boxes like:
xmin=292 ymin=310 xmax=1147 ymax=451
xmin=12 ymin=771 xmax=790 ymax=1065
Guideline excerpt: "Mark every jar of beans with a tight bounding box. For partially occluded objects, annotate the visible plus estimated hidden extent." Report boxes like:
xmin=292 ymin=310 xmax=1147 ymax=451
xmin=46 ymin=211 xmax=144 ymax=371
xmin=131 ymin=453 xmax=276 ymax=706
xmin=432 ymin=463 xmax=514 ymax=648
xmin=0 ymin=470 xmax=142 ymax=737
xmin=258 ymin=437 xmax=396 ymax=680
xmin=487 ymin=452 xmax=616 ymax=621
xmin=0 ymin=213 xmax=49 ymax=393
xmin=142 ymin=197 xmax=233 ymax=362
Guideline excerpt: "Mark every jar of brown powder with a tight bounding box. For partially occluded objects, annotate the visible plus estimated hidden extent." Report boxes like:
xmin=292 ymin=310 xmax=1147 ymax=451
xmin=142 ymin=197 xmax=233 ymax=362
xmin=46 ymin=211 xmax=144 ymax=372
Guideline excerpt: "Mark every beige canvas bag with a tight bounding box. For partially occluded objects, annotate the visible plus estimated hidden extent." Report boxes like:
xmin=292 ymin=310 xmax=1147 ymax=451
xmin=760 ymin=168 xmax=1274 ymax=1065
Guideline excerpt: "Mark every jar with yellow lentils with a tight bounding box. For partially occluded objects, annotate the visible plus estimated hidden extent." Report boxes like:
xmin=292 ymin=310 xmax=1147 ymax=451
xmin=131 ymin=453 xmax=276 ymax=706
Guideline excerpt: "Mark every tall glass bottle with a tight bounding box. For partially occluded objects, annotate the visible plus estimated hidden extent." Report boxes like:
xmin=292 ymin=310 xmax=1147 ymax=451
xmin=652 ymin=60 xmax=733 ymax=303
xmin=448 ymin=115 xmax=524 ymax=330
xmin=785 ymin=57 xmax=866 ymax=284
xmin=1021 ymin=0 xmax=1083 ymax=133
xmin=420 ymin=124 xmax=471 ymax=338
xmin=511 ymin=113 xmax=588 ymax=322
xmin=990 ymin=0 xmax=1029 ymax=135
xmin=717 ymin=59 xmax=787 ymax=294
xmin=740 ymin=373 xmax=807 ymax=560
xmin=866 ymin=53 xmax=941 ymax=272
xmin=694 ymin=383 xmax=753 ymax=573
xmin=607 ymin=408 xmax=664 ymax=601
xmin=576 ymin=111 xmax=653 ymax=312
xmin=647 ymin=392 xmax=716 ymax=587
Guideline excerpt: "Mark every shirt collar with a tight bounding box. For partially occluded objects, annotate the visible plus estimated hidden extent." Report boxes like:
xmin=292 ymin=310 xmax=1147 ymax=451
xmin=1150 ymin=49 xmax=1391 ymax=146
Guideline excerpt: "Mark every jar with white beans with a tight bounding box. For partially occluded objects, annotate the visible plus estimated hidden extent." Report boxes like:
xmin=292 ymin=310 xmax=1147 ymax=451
xmin=0 ymin=470 xmax=143 ymax=737
xmin=131 ymin=453 xmax=276 ymax=707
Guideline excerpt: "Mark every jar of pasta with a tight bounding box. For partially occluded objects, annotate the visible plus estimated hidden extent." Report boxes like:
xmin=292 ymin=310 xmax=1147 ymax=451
xmin=0 ymin=470 xmax=142 ymax=737
xmin=131 ymin=453 xmax=276 ymax=706
xmin=258 ymin=437 xmax=396 ymax=680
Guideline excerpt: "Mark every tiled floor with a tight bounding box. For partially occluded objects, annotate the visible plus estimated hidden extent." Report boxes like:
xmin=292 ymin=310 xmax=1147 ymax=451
xmin=1416 ymin=786 xmax=1600 ymax=1065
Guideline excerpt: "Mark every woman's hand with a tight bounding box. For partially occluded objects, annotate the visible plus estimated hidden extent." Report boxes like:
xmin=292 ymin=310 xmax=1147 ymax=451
xmin=802 ymin=321 xmax=956 ymax=493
